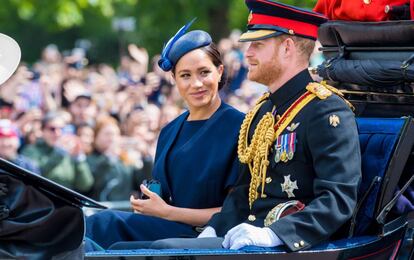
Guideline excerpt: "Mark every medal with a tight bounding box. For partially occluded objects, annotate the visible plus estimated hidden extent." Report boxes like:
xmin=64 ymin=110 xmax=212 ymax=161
xmin=275 ymin=151 xmax=281 ymax=163
xmin=281 ymin=175 xmax=298 ymax=198
xmin=280 ymin=150 xmax=287 ymax=162
xmin=287 ymin=132 xmax=296 ymax=160
xmin=274 ymin=136 xmax=282 ymax=163
xmin=288 ymin=151 xmax=294 ymax=160
xmin=281 ymin=134 xmax=289 ymax=162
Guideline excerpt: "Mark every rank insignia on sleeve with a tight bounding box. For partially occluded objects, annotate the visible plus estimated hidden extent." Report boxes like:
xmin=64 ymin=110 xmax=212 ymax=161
xmin=329 ymin=114 xmax=340 ymax=127
xmin=281 ymin=175 xmax=298 ymax=198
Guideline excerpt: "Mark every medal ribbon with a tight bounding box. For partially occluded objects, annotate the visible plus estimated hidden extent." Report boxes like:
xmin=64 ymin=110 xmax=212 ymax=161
xmin=283 ymin=134 xmax=288 ymax=161
xmin=289 ymin=132 xmax=295 ymax=159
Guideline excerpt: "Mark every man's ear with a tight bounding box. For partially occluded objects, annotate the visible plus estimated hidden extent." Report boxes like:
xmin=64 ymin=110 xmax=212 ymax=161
xmin=282 ymin=37 xmax=296 ymax=58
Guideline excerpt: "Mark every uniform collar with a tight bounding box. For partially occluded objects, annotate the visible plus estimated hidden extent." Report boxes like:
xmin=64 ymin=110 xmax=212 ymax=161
xmin=269 ymin=69 xmax=313 ymax=108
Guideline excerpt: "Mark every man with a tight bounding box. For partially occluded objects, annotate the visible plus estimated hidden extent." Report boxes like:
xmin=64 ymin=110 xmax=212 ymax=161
xmin=0 ymin=119 xmax=40 ymax=174
xmin=198 ymin=0 xmax=361 ymax=251
xmin=149 ymin=0 xmax=361 ymax=252
xmin=21 ymin=112 xmax=94 ymax=193
xmin=68 ymin=90 xmax=97 ymax=127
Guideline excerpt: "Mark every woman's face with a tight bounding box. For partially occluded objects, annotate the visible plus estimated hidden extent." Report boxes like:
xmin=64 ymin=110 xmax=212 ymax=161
xmin=77 ymin=126 xmax=94 ymax=154
xmin=94 ymin=124 xmax=120 ymax=153
xmin=173 ymin=49 xmax=223 ymax=111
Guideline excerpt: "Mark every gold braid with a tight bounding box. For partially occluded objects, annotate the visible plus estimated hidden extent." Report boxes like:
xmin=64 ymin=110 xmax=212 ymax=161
xmin=238 ymin=92 xmax=276 ymax=208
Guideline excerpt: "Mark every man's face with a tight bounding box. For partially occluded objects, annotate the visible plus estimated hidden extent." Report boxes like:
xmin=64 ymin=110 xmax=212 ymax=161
xmin=245 ymin=37 xmax=283 ymax=86
xmin=42 ymin=119 xmax=65 ymax=147
xmin=69 ymin=97 xmax=96 ymax=125
xmin=0 ymin=136 xmax=19 ymax=160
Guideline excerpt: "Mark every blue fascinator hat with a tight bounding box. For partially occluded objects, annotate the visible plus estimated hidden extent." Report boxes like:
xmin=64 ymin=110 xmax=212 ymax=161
xmin=158 ymin=18 xmax=212 ymax=72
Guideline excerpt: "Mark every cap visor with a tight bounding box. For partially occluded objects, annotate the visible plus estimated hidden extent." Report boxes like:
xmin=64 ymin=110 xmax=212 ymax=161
xmin=239 ymin=30 xmax=283 ymax=42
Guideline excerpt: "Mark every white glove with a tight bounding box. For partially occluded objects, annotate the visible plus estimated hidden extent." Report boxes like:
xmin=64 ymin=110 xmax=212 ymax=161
xmin=197 ymin=226 xmax=217 ymax=238
xmin=222 ymin=223 xmax=283 ymax=250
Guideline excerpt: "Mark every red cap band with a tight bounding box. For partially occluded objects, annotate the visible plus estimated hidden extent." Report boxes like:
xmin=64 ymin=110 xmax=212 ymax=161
xmin=249 ymin=13 xmax=319 ymax=39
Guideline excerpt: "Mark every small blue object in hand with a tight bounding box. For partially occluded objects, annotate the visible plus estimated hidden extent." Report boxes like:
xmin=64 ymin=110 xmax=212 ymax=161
xmin=140 ymin=179 xmax=162 ymax=199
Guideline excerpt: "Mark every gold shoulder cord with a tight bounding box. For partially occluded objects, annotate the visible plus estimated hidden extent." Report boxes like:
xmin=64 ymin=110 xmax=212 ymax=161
xmin=238 ymin=92 xmax=275 ymax=208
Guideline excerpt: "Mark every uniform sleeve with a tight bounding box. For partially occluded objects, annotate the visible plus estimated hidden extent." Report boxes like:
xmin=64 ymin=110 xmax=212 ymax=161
xmin=269 ymin=96 xmax=362 ymax=251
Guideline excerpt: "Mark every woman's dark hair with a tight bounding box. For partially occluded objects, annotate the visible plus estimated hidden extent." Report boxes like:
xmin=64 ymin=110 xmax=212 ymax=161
xmin=172 ymin=42 xmax=227 ymax=90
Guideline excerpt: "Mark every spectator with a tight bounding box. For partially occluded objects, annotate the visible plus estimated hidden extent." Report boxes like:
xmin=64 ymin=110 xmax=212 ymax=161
xmin=68 ymin=90 xmax=97 ymax=127
xmin=76 ymin=123 xmax=95 ymax=155
xmin=0 ymin=119 xmax=40 ymax=174
xmin=15 ymin=108 xmax=43 ymax=148
xmin=20 ymin=112 xmax=94 ymax=193
xmin=0 ymin=98 xmax=13 ymax=119
xmin=86 ymin=116 xmax=133 ymax=201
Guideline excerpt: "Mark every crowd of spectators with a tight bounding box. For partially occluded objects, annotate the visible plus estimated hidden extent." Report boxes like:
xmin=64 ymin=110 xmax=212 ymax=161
xmin=0 ymin=29 xmax=270 ymax=201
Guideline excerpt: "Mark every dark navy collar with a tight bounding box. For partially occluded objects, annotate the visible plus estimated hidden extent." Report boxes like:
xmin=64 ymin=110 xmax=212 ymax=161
xmin=269 ymin=69 xmax=313 ymax=109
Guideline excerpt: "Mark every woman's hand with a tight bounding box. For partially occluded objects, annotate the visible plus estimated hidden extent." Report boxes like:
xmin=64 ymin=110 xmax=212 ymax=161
xmin=130 ymin=184 xmax=171 ymax=219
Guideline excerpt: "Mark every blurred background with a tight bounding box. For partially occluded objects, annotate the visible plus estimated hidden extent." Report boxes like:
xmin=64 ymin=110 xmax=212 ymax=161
xmin=0 ymin=0 xmax=319 ymax=202
xmin=1 ymin=0 xmax=316 ymax=64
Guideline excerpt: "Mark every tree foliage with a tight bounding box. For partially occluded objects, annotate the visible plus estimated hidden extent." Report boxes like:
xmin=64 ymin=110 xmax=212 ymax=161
xmin=0 ymin=0 xmax=318 ymax=64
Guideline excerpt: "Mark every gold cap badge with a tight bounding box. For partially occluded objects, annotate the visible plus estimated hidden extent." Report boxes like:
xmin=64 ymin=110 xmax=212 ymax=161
xmin=248 ymin=11 xmax=253 ymax=23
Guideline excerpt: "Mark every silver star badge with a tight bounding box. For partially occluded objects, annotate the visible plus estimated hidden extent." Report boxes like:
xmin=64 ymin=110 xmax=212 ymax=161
xmin=281 ymin=175 xmax=298 ymax=198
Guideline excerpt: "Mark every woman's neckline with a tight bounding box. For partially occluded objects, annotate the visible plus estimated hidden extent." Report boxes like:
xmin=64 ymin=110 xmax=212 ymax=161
xmin=187 ymin=99 xmax=222 ymax=121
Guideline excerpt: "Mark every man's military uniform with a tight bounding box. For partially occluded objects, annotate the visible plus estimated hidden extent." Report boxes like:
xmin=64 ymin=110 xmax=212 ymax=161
xmin=208 ymin=69 xmax=361 ymax=251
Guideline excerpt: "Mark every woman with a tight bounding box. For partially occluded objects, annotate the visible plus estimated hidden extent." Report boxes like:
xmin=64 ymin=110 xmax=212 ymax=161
xmin=85 ymin=21 xmax=244 ymax=249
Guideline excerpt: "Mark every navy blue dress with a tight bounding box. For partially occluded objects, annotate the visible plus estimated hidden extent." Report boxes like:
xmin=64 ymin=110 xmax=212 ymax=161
xmin=85 ymin=102 xmax=244 ymax=248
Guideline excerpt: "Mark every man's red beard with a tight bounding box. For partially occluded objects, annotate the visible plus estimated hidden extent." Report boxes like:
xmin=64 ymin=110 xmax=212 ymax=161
xmin=247 ymin=56 xmax=282 ymax=87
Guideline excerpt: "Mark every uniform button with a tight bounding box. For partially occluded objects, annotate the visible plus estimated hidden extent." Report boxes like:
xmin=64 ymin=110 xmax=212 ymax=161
xmin=300 ymin=240 xmax=305 ymax=246
xmin=169 ymin=196 xmax=172 ymax=202
xmin=363 ymin=0 xmax=371 ymax=4
xmin=266 ymin=177 xmax=272 ymax=184
xmin=294 ymin=242 xmax=300 ymax=248
xmin=261 ymin=194 xmax=267 ymax=198
xmin=384 ymin=5 xmax=390 ymax=13
xmin=248 ymin=215 xmax=256 ymax=221
xmin=288 ymin=29 xmax=295 ymax=35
